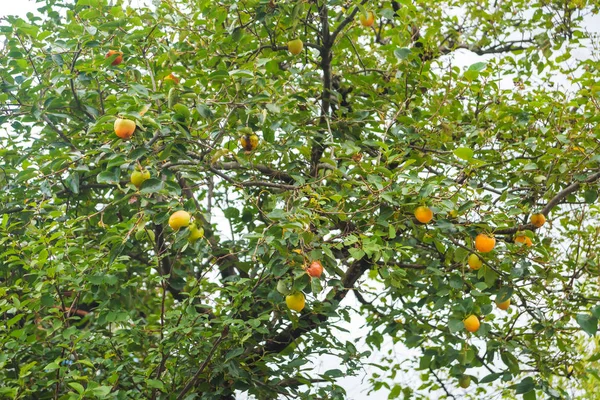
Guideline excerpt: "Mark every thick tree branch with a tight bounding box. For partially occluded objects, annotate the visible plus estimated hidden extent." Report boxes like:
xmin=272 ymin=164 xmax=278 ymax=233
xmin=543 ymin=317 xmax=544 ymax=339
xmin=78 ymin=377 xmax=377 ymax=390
xmin=259 ymin=258 xmax=372 ymax=355
xmin=495 ymin=170 xmax=600 ymax=235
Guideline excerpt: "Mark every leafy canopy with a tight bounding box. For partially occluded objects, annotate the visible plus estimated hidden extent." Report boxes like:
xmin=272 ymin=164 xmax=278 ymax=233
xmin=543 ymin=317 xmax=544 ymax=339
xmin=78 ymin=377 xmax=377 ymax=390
xmin=1 ymin=0 xmax=599 ymax=398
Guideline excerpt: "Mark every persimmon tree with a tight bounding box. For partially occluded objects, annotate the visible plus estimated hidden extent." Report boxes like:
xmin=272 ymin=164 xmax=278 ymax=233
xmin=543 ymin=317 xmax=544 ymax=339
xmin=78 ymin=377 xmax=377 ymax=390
xmin=1 ymin=0 xmax=599 ymax=398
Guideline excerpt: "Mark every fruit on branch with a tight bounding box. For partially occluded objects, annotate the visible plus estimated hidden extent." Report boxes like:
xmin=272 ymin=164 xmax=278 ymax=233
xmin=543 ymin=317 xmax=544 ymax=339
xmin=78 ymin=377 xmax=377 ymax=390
xmin=467 ymin=254 xmax=482 ymax=270
xmin=496 ymin=298 xmax=510 ymax=310
xmin=458 ymin=375 xmax=471 ymax=388
xmin=135 ymin=227 xmax=156 ymax=242
xmin=474 ymin=233 xmax=495 ymax=253
xmin=105 ymin=50 xmax=123 ymax=66
xmin=286 ymin=292 xmax=305 ymax=312
xmin=514 ymin=234 xmax=533 ymax=247
xmin=287 ymin=39 xmax=304 ymax=55
xmin=359 ymin=11 xmax=375 ymax=27
xmin=239 ymin=129 xmax=259 ymax=152
xmin=168 ymin=210 xmax=191 ymax=230
xmin=414 ymin=205 xmax=433 ymax=224
xmin=114 ymin=118 xmax=136 ymax=140
xmin=306 ymin=260 xmax=323 ymax=278
xmin=530 ymin=213 xmax=546 ymax=228
xmin=188 ymin=223 xmax=205 ymax=242
xmin=463 ymin=314 xmax=480 ymax=333
xmin=130 ymin=169 xmax=150 ymax=188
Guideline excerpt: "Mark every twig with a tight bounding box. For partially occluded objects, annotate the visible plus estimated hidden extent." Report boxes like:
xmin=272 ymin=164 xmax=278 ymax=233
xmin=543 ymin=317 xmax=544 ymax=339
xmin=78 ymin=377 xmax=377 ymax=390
xmin=176 ymin=327 xmax=229 ymax=399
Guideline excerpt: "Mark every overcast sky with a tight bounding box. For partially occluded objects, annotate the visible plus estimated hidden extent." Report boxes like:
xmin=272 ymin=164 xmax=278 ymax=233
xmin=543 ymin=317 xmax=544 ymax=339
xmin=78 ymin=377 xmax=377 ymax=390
xmin=2 ymin=2 xmax=599 ymax=399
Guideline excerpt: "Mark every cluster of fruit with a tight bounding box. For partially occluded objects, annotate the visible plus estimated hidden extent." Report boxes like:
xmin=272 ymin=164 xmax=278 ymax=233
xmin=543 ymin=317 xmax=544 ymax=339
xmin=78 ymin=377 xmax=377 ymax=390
xmin=414 ymin=205 xmax=546 ymax=335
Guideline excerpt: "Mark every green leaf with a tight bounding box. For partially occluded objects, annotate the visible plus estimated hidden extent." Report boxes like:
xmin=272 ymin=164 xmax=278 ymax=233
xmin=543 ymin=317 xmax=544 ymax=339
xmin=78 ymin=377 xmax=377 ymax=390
xmin=575 ymin=314 xmax=598 ymax=335
xmin=584 ymin=189 xmax=598 ymax=204
xmin=394 ymin=48 xmax=411 ymax=60
xmin=68 ymin=382 xmax=85 ymax=394
xmin=479 ymin=372 xmax=502 ymax=384
xmin=514 ymin=376 xmax=535 ymax=394
xmin=139 ymin=178 xmax=164 ymax=194
xmin=448 ymin=318 xmax=464 ymax=333
xmin=65 ymin=172 xmax=80 ymax=194
xmin=324 ymin=369 xmax=344 ymax=378
xmin=454 ymin=147 xmax=474 ymax=161
xmin=468 ymin=62 xmax=487 ymax=71
xmin=146 ymin=379 xmax=165 ymax=390
xmin=91 ymin=386 xmax=112 ymax=397
xmin=97 ymin=169 xmax=120 ymax=184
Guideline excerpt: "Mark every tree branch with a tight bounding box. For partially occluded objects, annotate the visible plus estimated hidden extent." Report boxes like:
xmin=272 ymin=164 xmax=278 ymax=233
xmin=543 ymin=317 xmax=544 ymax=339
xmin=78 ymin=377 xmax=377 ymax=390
xmin=495 ymin=170 xmax=600 ymax=235
xmin=259 ymin=258 xmax=372 ymax=355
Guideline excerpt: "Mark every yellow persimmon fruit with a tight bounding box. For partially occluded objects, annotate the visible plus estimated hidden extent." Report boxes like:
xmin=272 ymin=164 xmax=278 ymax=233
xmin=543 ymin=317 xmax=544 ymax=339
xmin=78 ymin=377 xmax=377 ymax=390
xmin=496 ymin=298 xmax=510 ymax=311
xmin=514 ymin=235 xmax=533 ymax=247
xmin=168 ymin=210 xmax=191 ymax=230
xmin=463 ymin=315 xmax=480 ymax=333
xmin=414 ymin=206 xmax=433 ymax=224
xmin=130 ymin=170 xmax=150 ymax=188
xmin=468 ymin=254 xmax=483 ymax=270
xmin=359 ymin=11 xmax=375 ymax=27
xmin=114 ymin=118 xmax=136 ymax=140
xmin=240 ymin=133 xmax=259 ymax=152
xmin=286 ymin=292 xmax=305 ymax=312
xmin=475 ymin=233 xmax=496 ymax=253
xmin=530 ymin=213 xmax=546 ymax=228
xmin=188 ymin=223 xmax=205 ymax=242
xmin=287 ymin=39 xmax=303 ymax=55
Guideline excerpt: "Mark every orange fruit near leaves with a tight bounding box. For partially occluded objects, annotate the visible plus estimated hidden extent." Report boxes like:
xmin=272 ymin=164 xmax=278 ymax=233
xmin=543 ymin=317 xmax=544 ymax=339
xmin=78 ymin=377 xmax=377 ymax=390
xmin=514 ymin=235 xmax=533 ymax=247
xmin=468 ymin=254 xmax=482 ymax=270
xmin=105 ymin=50 xmax=123 ymax=66
xmin=414 ymin=206 xmax=433 ymax=224
xmin=463 ymin=315 xmax=480 ymax=333
xmin=168 ymin=210 xmax=191 ymax=230
xmin=458 ymin=375 xmax=471 ymax=389
xmin=306 ymin=260 xmax=323 ymax=278
xmin=130 ymin=170 xmax=150 ymax=188
xmin=286 ymin=292 xmax=305 ymax=312
xmin=240 ymin=133 xmax=259 ymax=151
xmin=530 ymin=213 xmax=546 ymax=228
xmin=359 ymin=11 xmax=375 ymax=27
xmin=475 ymin=233 xmax=495 ymax=253
xmin=496 ymin=298 xmax=510 ymax=310
xmin=114 ymin=118 xmax=136 ymax=139
xmin=287 ymin=39 xmax=303 ymax=55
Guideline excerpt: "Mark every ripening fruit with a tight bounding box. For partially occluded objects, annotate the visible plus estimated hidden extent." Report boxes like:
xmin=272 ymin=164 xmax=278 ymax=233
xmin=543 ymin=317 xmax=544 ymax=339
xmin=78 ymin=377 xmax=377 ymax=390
xmin=188 ymin=223 xmax=205 ymax=242
xmin=468 ymin=254 xmax=483 ymax=270
xmin=164 ymin=73 xmax=180 ymax=84
xmin=463 ymin=315 xmax=480 ymax=333
xmin=514 ymin=235 xmax=533 ymax=247
xmin=114 ymin=118 xmax=136 ymax=139
xmin=130 ymin=170 xmax=150 ymax=188
xmin=105 ymin=50 xmax=123 ymax=66
xmin=475 ymin=233 xmax=496 ymax=253
xmin=306 ymin=260 xmax=323 ymax=278
xmin=458 ymin=375 xmax=471 ymax=389
xmin=135 ymin=227 xmax=155 ymax=242
xmin=414 ymin=206 xmax=433 ymax=224
xmin=168 ymin=210 xmax=191 ymax=230
xmin=240 ymin=133 xmax=259 ymax=152
xmin=287 ymin=39 xmax=304 ymax=55
xmin=496 ymin=298 xmax=510 ymax=310
xmin=530 ymin=213 xmax=546 ymax=228
xmin=286 ymin=292 xmax=305 ymax=312
xmin=359 ymin=11 xmax=375 ymax=27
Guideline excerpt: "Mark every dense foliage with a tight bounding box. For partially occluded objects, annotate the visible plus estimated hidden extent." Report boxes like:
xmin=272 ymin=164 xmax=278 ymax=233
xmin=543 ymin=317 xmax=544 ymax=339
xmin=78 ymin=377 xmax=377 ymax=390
xmin=1 ymin=0 xmax=600 ymax=398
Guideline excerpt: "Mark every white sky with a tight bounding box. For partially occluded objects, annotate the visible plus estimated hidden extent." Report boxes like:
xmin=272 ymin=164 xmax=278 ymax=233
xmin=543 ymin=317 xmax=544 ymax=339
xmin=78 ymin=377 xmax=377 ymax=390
xmin=1 ymin=1 xmax=599 ymax=399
